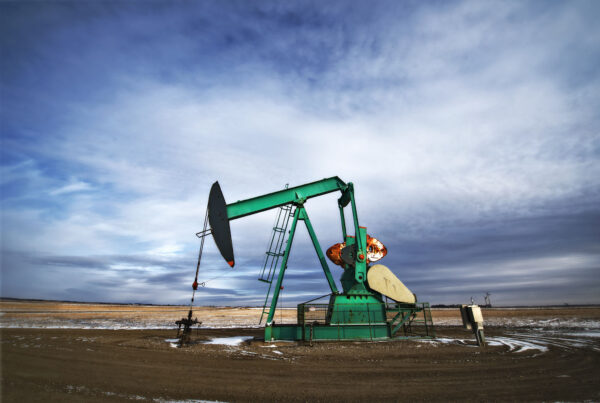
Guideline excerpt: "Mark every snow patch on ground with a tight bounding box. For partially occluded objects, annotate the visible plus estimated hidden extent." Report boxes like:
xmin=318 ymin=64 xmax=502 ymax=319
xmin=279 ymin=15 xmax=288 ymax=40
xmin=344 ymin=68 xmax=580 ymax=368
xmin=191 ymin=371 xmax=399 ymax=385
xmin=434 ymin=317 xmax=600 ymax=329
xmin=486 ymin=337 xmax=549 ymax=353
xmin=203 ymin=336 xmax=253 ymax=346
xmin=561 ymin=331 xmax=600 ymax=338
xmin=418 ymin=329 xmax=600 ymax=353
xmin=419 ymin=336 xmax=548 ymax=352
xmin=154 ymin=400 xmax=227 ymax=403
xmin=164 ymin=338 xmax=181 ymax=348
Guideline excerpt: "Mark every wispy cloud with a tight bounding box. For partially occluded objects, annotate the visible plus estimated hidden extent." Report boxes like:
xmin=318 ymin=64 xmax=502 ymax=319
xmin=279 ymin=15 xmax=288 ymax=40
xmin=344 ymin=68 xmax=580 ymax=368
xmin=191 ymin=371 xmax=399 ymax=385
xmin=1 ymin=0 xmax=599 ymax=306
xmin=49 ymin=180 xmax=93 ymax=196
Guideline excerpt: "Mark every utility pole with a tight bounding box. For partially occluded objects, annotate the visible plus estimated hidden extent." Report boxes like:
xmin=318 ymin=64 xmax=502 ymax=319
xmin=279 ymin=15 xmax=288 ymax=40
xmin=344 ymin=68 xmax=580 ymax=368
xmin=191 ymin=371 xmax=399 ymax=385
xmin=484 ymin=292 xmax=492 ymax=308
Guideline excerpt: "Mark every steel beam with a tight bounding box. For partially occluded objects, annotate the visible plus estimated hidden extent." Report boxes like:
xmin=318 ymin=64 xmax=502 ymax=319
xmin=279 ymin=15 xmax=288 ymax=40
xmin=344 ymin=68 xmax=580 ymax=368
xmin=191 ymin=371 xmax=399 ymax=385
xmin=226 ymin=177 xmax=347 ymax=220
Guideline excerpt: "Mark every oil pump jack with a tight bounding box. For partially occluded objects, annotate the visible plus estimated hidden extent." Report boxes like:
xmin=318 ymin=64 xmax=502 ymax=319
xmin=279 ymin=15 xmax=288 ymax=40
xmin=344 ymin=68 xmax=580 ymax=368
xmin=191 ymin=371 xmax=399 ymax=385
xmin=181 ymin=177 xmax=434 ymax=342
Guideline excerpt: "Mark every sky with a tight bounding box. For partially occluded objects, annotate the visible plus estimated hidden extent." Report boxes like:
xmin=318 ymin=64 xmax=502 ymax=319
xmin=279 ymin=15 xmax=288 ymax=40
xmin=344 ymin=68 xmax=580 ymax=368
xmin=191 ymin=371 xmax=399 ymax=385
xmin=1 ymin=0 xmax=599 ymax=307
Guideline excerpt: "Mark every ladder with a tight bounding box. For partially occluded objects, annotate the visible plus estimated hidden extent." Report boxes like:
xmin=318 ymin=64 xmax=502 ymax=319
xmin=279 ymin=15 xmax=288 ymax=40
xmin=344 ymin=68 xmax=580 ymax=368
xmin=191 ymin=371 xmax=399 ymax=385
xmin=258 ymin=202 xmax=295 ymax=324
xmin=389 ymin=302 xmax=435 ymax=338
xmin=422 ymin=302 xmax=435 ymax=337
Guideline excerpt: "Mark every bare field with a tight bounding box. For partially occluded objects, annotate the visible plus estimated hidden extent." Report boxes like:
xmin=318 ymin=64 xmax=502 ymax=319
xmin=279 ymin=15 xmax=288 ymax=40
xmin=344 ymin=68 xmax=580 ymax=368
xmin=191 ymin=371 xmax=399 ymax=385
xmin=2 ymin=301 xmax=600 ymax=402
xmin=3 ymin=300 xmax=599 ymax=329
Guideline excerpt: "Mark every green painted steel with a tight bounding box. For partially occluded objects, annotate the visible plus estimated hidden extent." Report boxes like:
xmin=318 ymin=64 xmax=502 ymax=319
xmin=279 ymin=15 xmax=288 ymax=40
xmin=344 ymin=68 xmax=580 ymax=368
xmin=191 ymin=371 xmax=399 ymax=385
xmin=258 ymin=203 xmax=293 ymax=284
xmin=338 ymin=203 xmax=347 ymax=239
xmin=211 ymin=176 xmax=436 ymax=342
xmin=348 ymin=184 xmax=363 ymax=255
xmin=258 ymin=204 xmax=294 ymax=324
xmin=353 ymin=226 xmax=368 ymax=286
xmin=265 ymin=301 xmax=435 ymax=341
xmin=265 ymin=206 xmax=301 ymax=325
xmin=392 ymin=310 xmax=414 ymax=335
xmin=264 ymin=206 xmax=339 ymax=326
xmin=327 ymin=294 xmax=386 ymax=325
xmin=339 ymin=235 xmax=358 ymax=293
xmin=271 ymin=323 xmax=391 ymax=341
xmin=300 ymin=209 xmax=338 ymax=294
xmin=226 ymin=177 xmax=347 ymax=220
xmin=337 ymin=186 xmax=352 ymax=208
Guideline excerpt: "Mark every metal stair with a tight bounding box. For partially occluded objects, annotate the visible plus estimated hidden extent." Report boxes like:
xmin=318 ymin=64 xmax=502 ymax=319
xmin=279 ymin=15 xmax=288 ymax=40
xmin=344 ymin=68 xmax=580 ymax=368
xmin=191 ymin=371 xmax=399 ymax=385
xmin=388 ymin=302 xmax=435 ymax=338
xmin=258 ymin=200 xmax=295 ymax=324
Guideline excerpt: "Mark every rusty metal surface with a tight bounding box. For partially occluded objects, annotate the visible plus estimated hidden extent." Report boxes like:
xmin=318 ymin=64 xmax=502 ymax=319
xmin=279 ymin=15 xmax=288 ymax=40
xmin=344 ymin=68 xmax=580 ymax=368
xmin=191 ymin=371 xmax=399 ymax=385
xmin=326 ymin=234 xmax=387 ymax=267
xmin=366 ymin=235 xmax=387 ymax=262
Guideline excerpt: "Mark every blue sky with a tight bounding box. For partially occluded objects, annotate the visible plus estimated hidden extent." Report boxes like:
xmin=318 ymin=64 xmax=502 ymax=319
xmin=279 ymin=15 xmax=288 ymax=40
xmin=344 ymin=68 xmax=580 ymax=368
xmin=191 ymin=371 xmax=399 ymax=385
xmin=1 ymin=0 xmax=599 ymax=306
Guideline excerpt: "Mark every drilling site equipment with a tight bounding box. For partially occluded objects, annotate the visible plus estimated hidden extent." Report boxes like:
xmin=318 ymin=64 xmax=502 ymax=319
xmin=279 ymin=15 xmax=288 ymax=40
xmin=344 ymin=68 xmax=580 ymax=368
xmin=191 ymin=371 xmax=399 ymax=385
xmin=192 ymin=177 xmax=435 ymax=342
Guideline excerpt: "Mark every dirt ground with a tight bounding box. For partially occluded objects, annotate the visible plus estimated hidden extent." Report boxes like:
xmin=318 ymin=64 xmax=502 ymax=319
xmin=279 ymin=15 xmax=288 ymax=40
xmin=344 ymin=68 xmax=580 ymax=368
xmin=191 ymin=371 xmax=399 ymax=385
xmin=2 ymin=302 xmax=600 ymax=402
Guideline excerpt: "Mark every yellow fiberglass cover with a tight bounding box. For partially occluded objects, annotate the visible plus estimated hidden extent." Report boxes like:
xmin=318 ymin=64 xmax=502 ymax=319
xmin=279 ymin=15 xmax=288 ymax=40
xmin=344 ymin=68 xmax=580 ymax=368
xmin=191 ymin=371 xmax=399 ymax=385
xmin=367 ymin=264 xmax=416 ymax=304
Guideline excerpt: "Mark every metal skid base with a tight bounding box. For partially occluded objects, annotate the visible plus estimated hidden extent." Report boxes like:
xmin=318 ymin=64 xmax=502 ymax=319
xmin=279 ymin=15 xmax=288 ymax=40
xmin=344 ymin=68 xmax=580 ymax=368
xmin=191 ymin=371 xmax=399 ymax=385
xmin=264 ymin=297 xmax=435 ymax=342
xmin=267 ymin=323 xmax=392 ymax=342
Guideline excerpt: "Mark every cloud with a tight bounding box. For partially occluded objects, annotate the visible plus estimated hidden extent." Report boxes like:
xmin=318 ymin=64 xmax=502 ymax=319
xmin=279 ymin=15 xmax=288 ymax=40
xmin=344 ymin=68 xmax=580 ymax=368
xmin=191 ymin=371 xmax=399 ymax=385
xmin=49 ymin=180 xmax=93 ymax=196
xmin=1 ymin=0 xmax=599 ymax=306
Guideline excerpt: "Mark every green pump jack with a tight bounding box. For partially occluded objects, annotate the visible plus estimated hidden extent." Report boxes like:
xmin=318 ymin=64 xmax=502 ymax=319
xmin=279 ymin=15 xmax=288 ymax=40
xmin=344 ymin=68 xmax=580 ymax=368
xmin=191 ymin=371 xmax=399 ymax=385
xmin=193 ymin=176 xmax=434 ymax=342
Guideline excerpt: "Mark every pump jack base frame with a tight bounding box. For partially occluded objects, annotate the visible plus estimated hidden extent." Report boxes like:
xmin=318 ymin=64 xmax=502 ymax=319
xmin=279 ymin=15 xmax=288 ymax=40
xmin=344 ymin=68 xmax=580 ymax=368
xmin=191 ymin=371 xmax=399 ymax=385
xmin=264 ymin=295 xmax=435 ymax=342
xmin=204 ymin=178 xmax=436 ymax=342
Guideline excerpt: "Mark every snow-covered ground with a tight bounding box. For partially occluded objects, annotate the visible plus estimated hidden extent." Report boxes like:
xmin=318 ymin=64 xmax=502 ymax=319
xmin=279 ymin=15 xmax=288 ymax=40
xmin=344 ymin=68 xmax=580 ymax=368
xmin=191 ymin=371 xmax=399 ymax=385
xmin=0 ymin=318 xmax=264 ymax=330
xmin=3 ymin=316 xmax=598 ymax=331
xmin=202 ymin=336 xmax=254 ymax=346
xmin=433 ymin=317 xmax=600 ymax=329
xmin=418 ymin=329 xmax=600 ymax=353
